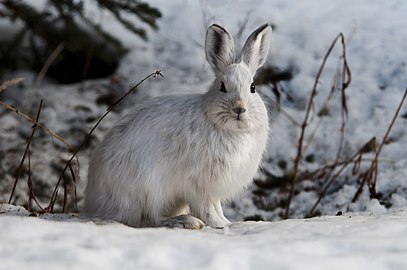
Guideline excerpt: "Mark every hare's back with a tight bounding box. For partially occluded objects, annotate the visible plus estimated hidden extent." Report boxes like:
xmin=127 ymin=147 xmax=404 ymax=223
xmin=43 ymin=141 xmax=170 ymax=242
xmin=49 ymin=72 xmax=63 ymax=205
xmin=104 ymin=94 xmax=206 ymax=158
xmin=118 ymin=94 xmax=204 ymax=132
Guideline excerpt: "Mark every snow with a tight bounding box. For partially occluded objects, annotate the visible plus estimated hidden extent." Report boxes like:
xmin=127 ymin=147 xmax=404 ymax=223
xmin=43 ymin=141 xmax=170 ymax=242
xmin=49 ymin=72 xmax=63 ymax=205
xmin=1 ymin=0 xmax=407 ymax=268
xmin=1 ymin=204 xmax=407 ymax=270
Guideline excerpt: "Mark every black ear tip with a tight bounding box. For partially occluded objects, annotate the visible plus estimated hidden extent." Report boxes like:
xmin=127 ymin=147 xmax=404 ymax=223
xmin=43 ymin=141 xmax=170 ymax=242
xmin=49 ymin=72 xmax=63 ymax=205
xmin=258 ymin=24 xmax=271 ymax=32
xmin=248 ymin=24 xmax=271 ymax=40
xmin=209 ymin=24 xmax=228 ymax=34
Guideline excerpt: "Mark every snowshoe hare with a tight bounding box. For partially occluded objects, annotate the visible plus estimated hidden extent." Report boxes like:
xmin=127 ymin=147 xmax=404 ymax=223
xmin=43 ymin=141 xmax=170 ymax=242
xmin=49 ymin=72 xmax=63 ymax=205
xmin=83 ymin=24 xmax=272 ymax=229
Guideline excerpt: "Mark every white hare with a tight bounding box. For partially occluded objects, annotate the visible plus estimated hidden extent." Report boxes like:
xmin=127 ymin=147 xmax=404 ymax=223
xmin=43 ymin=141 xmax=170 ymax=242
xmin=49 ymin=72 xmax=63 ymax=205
xmin=83 ymin=24 xmax=272 ymax=229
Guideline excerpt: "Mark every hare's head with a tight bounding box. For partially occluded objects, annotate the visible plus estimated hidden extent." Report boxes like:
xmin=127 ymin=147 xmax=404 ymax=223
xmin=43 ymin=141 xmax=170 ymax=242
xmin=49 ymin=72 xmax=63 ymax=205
xmin=203 ymin=24 xmax=272 ymax=131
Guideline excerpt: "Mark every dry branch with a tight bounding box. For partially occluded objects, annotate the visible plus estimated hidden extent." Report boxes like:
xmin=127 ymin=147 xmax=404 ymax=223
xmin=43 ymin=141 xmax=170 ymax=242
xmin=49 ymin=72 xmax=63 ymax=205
xmin=307 ymin=137 xmax=375 ymax=216
xmin=0 ymin=78 xmax=25 ymax=94
xmin=1 ymin=78 xmax=74 ymax=152
xmin=352 ymin=88 xmax=407 ymax=202
xmin=0 ymin=100 xmax=74 ymax=150
xmin=284 ymin=33 xmax=351 ymax=219
xmin=8 ymin=100 xmax=43 ymax=204
xmin=1 ymin=79 xmax=81 ymax=209
xmin=46 ymin=70 xmax=164 ymax=212
xmin=27 ymin=142 xmax=45 ymax=212
xmin=35 ymin=42 xmax=65 ymax=88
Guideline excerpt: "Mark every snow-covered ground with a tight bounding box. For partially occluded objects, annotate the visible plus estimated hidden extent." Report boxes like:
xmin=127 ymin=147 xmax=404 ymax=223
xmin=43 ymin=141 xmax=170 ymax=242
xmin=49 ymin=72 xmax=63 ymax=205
xmin=1 ymin=0 xmax=407 ymax=268
xmin=1 ymin=204 xmax=407 ymax=270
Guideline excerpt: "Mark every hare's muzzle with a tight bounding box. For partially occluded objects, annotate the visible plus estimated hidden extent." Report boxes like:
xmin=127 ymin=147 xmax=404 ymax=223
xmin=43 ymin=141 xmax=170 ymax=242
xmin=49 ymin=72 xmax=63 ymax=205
xmin=233 ymin=106 xmax=246 ymax=115
xmin=232 ymin=105 xmax=246 ymax=120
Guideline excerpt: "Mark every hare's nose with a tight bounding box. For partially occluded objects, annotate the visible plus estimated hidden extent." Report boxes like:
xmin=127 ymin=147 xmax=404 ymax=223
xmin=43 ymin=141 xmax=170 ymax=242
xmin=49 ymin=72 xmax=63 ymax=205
xmin=233 ymin=107 xmax=246 ymax=115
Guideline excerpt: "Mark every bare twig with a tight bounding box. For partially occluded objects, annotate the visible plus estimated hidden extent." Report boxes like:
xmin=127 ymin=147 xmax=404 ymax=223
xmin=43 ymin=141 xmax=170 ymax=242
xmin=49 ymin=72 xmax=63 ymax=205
xmin=0 ymin=78 xmax=25 ymax=95
xmin=284 ymin=33 xmax=351 ymax=219
xmin=27 ymin=149 xmax=33 ymax=211
xmin=1 ymin=76 xmax=81 ymax=210
xmin=352 ymin=88 xmax=407 ymax=202
xmin=307 ymin=137 xmax=375 ymax=216
xmin=1 ymin=78 xmax=72 ymax=150
xmin=68 ymin=163 xmax=78 ymax=212
xmin=26 ymin=143 xmax=45 ymax=212
xmin=368 ymin=88 xmax=407 ymax=193
xmin=35 ymin=42 xmax=65 ymax=88
xmin=46 ymin=70 xmax=164 ymax=212
xmin=8 ymin=100 xmax=43 ymax=204
xmin=0 ymin=100 xmax=74 ymax=151
xmin=1 ymin=99 xmax=81 ymax=205
xmin=336 ymin=35 xmax=352 ymax=160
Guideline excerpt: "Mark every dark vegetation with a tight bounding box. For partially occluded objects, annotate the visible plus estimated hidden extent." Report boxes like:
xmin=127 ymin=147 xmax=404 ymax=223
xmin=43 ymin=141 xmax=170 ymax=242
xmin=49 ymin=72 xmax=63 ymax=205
xmin=0 ymin=0 xmax=161 ymax=83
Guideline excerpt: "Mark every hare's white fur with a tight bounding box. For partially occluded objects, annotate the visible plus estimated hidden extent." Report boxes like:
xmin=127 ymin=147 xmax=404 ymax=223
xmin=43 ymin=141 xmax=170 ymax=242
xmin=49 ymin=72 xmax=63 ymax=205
xmin=83 ymin=24 xmax=272 ymax=229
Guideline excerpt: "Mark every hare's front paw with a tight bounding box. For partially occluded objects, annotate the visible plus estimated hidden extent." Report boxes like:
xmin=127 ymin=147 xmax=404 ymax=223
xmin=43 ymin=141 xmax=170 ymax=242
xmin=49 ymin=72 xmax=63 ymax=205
xmin=160 ymin=215 xmax=205 ymax=230
xmin=191 ymin=201 xmax=231 ymax=229
xmin=205 ymin=218 xmax=231 ymax=229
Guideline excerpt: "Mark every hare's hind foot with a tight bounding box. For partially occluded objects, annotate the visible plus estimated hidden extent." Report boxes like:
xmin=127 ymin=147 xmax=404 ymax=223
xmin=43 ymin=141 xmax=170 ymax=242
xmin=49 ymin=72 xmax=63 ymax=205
xmin=160 ymin=215 xmax=205 ymax=230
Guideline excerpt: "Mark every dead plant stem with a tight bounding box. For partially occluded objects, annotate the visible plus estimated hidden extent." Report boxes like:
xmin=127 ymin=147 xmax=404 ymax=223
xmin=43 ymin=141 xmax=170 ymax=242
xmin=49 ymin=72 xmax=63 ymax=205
xmin=8 ymin=100 xmax=43 ymax=204
xmin=285 ymin=33 xmax=350 ymax=219
xmin=46 ymin=70 xmax=163 ymax=212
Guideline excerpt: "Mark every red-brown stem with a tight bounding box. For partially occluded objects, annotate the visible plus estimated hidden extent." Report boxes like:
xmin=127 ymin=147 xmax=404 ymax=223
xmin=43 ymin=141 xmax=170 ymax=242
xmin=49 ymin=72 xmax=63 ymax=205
xmin=352 ymin=88 xmax=407 ymax=201
xmin=8 ymin=100 xmax=43 ymax=204
xmin=284 ymin=33 xmax=348 ymax=219
xmin=46 ymin=70 xmax=163 ymax=212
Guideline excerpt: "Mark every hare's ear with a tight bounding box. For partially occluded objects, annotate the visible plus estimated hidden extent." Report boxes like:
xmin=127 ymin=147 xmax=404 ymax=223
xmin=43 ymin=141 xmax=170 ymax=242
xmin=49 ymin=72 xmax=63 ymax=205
xmin=205 ymin=24 xmax=235 ymax=73
xmin=240 ymin=24 xmax=272 ymax=74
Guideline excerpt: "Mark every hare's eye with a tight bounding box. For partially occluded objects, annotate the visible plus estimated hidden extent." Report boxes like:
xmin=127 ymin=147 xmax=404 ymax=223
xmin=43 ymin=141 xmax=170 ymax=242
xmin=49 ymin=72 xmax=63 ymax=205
xmin=250 ymin=83 xmax=256 ymax=93
xmin=220 ymin=82 xmax=227 ymax=93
